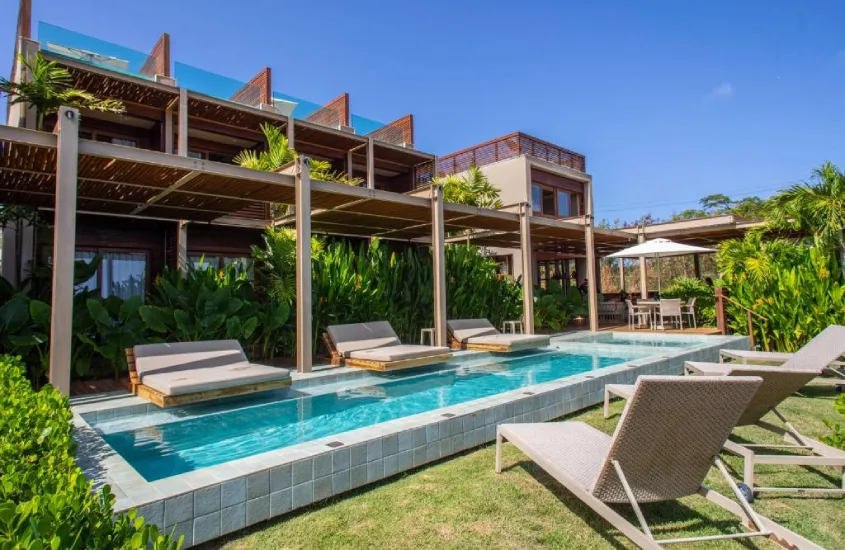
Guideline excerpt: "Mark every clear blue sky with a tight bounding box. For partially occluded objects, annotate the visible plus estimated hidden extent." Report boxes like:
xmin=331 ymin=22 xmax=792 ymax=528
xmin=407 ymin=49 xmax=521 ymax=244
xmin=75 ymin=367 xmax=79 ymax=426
xmin=2 ymin=0 xmax=844 ymax=221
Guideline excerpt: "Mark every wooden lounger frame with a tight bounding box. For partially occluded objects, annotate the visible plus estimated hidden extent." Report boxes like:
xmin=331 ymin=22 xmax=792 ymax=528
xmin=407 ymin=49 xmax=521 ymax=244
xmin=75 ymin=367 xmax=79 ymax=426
xmin=447 ymin=332 xmax=544 ymax=353
xmin=322 ymin=333 xmax=452 ymax=372
xmin=125 ymin=348 xmax=292 ymax=408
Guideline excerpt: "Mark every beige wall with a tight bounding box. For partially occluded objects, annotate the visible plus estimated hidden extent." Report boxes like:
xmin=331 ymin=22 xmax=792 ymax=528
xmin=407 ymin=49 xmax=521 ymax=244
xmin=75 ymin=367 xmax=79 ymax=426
xmin=477 ymin=156 xmax=530 ymax=207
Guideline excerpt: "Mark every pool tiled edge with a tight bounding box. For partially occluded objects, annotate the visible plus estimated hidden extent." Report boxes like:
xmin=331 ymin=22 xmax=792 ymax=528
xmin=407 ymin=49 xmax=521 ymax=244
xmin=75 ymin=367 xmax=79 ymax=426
xmin=72 ymin=333 xmax=747 ymax=547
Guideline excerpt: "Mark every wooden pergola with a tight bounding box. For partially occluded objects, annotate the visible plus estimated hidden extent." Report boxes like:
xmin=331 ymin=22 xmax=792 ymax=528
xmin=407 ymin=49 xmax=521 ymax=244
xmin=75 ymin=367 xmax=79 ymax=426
xmin=0 ymin=108 xmax=625 ymax=394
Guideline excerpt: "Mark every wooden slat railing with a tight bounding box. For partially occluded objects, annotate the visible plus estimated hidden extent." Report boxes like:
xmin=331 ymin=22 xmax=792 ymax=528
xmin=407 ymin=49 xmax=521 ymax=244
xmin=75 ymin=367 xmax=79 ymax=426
xmin=714 ymin=287 xmax=769 ymax=350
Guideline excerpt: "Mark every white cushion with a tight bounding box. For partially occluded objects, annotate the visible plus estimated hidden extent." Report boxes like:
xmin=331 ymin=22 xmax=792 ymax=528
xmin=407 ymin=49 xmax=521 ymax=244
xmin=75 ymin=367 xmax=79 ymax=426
xmin=348 ymin=344 xmax=450 ymax=362
xmin=467 ymin=334 xmax=550 ymax=348
xmin=327 ymin=322 xmax=401 ymax=357
xmin=142 ymin=362 xmax=290 ymax=396
xmin=447 ymin=319 xmax=500 ymax=342
xmin=133 ymin=340 xmax=247 ymax=381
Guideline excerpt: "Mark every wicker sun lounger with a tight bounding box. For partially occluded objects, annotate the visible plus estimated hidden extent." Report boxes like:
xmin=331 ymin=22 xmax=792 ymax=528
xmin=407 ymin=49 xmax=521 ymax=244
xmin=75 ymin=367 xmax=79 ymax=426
xmin=447 ymin=319 xmax=550 ymax=352
xmin=324 ymin=321 xmax=451 ymax=371
xmin=605 ymin=365 xmax=845 ymax=501
xmin=126 ymin=340 xmax=291 ymax=408
xmin=497 ymin=376 xmax=821 ymax=549
xmin=715 ymin=325 xmax=845 ymax=390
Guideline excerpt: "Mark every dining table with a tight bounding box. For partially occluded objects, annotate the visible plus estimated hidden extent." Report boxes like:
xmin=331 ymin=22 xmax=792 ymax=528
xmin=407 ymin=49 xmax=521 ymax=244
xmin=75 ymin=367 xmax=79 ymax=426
xmin=633 ymin=299 xmax=688 ymax=329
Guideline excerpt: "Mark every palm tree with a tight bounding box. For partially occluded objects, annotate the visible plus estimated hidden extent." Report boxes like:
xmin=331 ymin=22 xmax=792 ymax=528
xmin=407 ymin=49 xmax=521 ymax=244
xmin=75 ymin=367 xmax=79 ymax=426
xmin=435 ymin=164 xmax=503 ymax=208
xmin=234 ymin=123 xmax=362 ymax=182
xmin=0 ymin=52 xmax=124 ymax=131
xmin=767 ymin=161 xmax=845 ymax=278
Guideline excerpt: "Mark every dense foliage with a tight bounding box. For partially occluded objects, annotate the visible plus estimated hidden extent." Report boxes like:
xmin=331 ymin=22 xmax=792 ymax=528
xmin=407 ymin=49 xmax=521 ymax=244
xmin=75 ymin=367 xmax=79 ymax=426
xmin=717 ymin=233 xmax=845 ymax=351
xmin=661 ymin=276 xmax=715 ymax=326
xmin=822 ymin=394 xmax=845 ymax=450
xmin=532 ymin=284 xmax=587 ymax=331
xmin=0 ymin=355 xmax=180 ymax=548
xmin=433 ymin=165 xmax=503 ymax=208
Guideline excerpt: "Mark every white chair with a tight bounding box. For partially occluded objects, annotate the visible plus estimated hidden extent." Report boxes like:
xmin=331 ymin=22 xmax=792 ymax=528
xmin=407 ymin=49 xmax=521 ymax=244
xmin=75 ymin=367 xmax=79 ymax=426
xmin=502 ymin=316 xmax=524 ymax=334
xmin=656 ymin=298 xmax=683 ymax=330
xmin=625 ymin=299 xmax=650 ymax=330
xmin=682 ymin=297 xmax=697 ymax=329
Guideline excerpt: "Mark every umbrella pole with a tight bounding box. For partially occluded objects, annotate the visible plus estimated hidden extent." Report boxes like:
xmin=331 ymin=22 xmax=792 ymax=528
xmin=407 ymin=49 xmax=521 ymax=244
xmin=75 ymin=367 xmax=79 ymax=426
xmin=657 ymin=255 xmax=661 ymax=297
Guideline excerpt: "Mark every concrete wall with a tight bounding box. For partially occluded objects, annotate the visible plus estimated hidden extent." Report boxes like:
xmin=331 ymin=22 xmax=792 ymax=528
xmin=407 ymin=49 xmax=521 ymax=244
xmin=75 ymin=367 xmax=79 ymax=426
xmin=477 ymin=156 xmax=530 ymax=207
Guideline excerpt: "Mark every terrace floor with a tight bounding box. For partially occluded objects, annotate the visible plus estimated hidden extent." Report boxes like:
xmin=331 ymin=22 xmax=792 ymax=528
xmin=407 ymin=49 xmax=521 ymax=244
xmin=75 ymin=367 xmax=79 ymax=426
xmin=199 ymin=386 xmax=844 ymax=549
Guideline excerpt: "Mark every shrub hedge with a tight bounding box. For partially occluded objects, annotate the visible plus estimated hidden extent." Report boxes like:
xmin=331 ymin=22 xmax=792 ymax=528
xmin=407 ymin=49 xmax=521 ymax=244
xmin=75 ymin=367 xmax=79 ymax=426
xmin=0 ymin=355 xmax=180 ymax=549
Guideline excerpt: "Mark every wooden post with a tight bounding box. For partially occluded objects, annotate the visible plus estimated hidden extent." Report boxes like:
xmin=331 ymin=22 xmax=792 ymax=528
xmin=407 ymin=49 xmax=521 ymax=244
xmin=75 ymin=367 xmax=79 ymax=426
xmin=176 ymin=220 xmax=188 ymax=271
xmin=164 ymin=105 xmax=174 ymax=154
xmin=584 ymin=180 xmax=599 ymax=332
xmin=431 ymin=185 xmax=447 ymax=346
xmin=746 ymin=310 xmax=755 ymax=350
xmin=638 ymin=229 xmax=648 ymax=299
xmin=519 ymin=203 xmax=535 ymax=334
xmin=296 ymin=157 xmax=312 ymax=373
xmin=366 ymin=137 xmax=375 ymax=189
xmin=286 ymin=117 xmax=295 ymax=150
xmin=693 ymin=253 xmax=702 ymax=279
xmin=346 ymin=149 xmax=353 ymax=181
xmin=49 ymin=107 xmax=79 ymax=396
xmin=715 ymin=287 xmax=727 ymax=335
xmin=618 ymin=258 xmax=625 ymax=293
xmin=177 ymin=87 xmax=188 ymax=157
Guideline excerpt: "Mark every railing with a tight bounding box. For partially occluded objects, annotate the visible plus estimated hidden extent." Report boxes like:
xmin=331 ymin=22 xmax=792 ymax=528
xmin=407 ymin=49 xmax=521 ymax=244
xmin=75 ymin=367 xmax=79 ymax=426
xmin=174 ymin=62 xmax=262 ymax=107
xmin=38 ymin=22 xmax=159 ymax=81
xmin=714 ymin=287 xmax=769 ymax=350
xmin=436 ymin=132 xmax=586 ymax=176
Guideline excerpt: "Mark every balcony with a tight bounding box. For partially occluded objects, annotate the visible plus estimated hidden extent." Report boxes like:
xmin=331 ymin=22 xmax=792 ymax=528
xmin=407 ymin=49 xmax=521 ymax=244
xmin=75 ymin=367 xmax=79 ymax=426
xmin=437 ymin=132 xmax=586 ymax=176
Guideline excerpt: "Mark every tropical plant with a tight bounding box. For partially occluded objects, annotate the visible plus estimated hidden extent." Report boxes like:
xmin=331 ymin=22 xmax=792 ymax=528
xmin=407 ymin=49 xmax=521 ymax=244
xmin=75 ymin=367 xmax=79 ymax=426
xmin=251 ymin=226 xmax=324 ymax=303
xmin=0 ymin=52 xmax=125 ymax=131
xmin=140 ymin=263 xmax=259 ymax=344
xmin=767 ymin=161 xmax=845 ymax=278
xmin=533 ymin=284 xmax=587 ymax=331
xmin=0 ymin=355 xmax=181 ymax=549
xmin=234 ymin=124 xmax=361 ymax=182
xmin=0 ymin=293 xmax=50 ymax=381
xmin=717 ymin=234 xmax=845 ymax=351
xmin=661 ymin=276 xmax=715 ymax=326
xmin=435 ymin=165 xmax=503 ymax=209
xmin=74 ymin=295 xmax=146 ymax=377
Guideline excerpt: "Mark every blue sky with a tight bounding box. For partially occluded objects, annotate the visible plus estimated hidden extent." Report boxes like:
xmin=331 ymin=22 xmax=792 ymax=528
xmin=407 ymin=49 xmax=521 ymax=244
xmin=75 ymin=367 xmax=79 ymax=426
xmin=2 ymin=0 xmax=844 ymax=221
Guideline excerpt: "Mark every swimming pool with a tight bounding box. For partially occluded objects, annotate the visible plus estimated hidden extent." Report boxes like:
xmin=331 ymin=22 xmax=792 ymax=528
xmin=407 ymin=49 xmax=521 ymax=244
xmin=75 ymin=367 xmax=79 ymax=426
xmin=93 ymin=349 xmax=646 ymax=481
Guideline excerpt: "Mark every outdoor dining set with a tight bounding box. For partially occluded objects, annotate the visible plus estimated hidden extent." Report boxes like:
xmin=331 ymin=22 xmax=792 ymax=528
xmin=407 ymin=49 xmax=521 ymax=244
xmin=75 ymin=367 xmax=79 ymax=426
xmin=625 ymin=297 xmax=697 ymax=330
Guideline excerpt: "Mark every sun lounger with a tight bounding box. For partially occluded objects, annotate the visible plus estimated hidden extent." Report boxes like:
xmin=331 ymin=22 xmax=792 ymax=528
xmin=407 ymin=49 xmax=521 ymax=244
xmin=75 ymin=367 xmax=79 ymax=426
xmin=716 ymin=325 xmax=845 ymax=389
xmin=605 ymin=364 xmax=845 ymax=500
xmin=497 ymin=376 xmax=821 ymax=549
xmin=447 ymin=319 xmax=550 ymax=352
xmin=126 ymin=340 xmax=291 ymax=408
xmin=324 ymin=321 xmax=451 ymax=371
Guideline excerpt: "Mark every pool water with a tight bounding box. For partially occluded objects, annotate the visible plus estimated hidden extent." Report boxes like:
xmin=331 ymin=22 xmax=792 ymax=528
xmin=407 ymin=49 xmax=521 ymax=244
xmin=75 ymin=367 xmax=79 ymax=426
xmin=95 ymin=350 xmax=646 ymax=481
xmin=567 ymin=332 xmax=697 ymax=347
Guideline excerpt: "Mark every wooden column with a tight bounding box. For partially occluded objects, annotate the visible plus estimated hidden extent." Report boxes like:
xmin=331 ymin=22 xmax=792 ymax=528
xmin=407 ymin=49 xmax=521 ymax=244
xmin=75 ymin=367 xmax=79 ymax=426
xmin=296 ymin=157 xmax=312 ymax=373
xmin=519 ymin=203 xmax=535 ymax=334
xmin=177 ymin=87 xmax=188 ymax=157
xmin=164 ymin=105 xmax=174 ymax=154
xmin=638 ymin=229 xmax=648 ymax=299
xmin=366 ymin=137 xmax=375 ymax=189
xmin=584 ymin=180 xmax=599 ymax=332
xmin=49 ymin=107 xmax=79 ymax=396
xmin=346 ymin=149 xmax=353 ymax=180
xmin=177 ymin=220 xmax=188 ymax=271
xmin=693 ymin=253 xmax=702 ymax=279
xmin=286 ymin=117 xmax=295 ymax=150
xmin=619 ymin=259 xmax=625 ymax=293
xmin=431 ymin=185 xmax=447 ymax=347
xmin=715 ymin=287 xmax=727 ymax=335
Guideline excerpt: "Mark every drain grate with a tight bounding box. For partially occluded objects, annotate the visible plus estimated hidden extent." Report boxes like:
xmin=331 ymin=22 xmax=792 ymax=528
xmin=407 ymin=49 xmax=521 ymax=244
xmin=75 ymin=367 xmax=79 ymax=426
xmin=326 ymin=441 xmax=344 ymax=448
xmin=441 ymin=413 xmax=456 ymax=418
xmin=523 ymin=391 xmax=535 ymax=396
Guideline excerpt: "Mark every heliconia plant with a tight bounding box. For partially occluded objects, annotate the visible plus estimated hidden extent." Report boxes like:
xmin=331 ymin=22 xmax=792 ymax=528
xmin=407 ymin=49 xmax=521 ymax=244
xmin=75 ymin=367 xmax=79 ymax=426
xmin=717 ymin=234 xmax=845 ymax=351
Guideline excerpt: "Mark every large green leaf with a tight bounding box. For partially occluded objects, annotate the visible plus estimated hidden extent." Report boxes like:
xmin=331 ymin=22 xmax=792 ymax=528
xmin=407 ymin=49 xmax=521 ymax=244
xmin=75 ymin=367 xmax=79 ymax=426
xmin=86 ymin=299 xmax=112 ymax=326
xmin=0 ymin=295 xmax=30 ymax=335
xmin=30 ymin=300 xmax=51 ymax=329
xmin=139 ymin=306 xmax=169 ymax=333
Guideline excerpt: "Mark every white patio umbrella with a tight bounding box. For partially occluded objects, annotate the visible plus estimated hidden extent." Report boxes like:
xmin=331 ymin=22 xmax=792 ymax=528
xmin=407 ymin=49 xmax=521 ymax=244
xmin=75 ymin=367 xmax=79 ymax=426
xmin=608 ymin=238 xmax=714 ymax=295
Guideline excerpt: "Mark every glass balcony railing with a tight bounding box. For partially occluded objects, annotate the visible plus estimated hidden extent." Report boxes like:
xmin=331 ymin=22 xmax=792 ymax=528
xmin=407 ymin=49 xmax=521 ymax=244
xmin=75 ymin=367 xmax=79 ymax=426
xmin=350 ymin=114 xmax=385 ymax=135
xmin=174 ymin=62 xmax=262 ymax=107
xmin=38 ymin=22 xmax=159 ymax=81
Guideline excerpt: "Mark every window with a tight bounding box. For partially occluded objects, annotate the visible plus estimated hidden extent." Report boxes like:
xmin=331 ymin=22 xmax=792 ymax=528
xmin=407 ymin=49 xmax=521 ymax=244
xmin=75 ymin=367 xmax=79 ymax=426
xmin=75 ymin=250 xmax=147 ymax=299
xmin=188 ymin=150 xmax=204 ymax=159
xmin=532 ymin=184 xmax=542 ymax=213
xmin=95 ymin=135 xmax=137 ymax=147
xmin=541 ymin=188 xmax=555 ymax=215
xmin=556 ymin=189 xmax=571 ymax=217
xmin=531 ymin=184 xmax=558 ymax=215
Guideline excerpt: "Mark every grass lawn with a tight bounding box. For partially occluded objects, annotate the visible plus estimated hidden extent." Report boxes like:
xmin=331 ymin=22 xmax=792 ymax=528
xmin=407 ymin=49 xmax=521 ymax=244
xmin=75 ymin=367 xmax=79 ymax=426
xmin=201 ymin=386 xmax=844 ymax=549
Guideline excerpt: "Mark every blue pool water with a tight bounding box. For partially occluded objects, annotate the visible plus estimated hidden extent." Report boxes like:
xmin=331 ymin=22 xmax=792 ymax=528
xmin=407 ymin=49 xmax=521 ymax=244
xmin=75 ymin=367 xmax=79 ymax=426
xmin=567 ymin=333 xmax=697 ymax=347
xmin=95 ymin=350 xmax=645 ymax=481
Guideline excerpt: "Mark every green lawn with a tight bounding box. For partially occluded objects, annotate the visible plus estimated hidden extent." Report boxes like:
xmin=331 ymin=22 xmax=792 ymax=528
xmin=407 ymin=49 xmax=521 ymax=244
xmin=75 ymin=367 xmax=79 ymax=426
xmin=201 ymin=386 xmax=844 ymax=549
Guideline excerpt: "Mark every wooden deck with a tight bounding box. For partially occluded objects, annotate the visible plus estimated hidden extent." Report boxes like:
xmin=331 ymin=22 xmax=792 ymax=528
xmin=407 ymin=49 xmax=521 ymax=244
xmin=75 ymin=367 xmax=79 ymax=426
xmin=557 ymin=321 xmax=721 ymax=336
